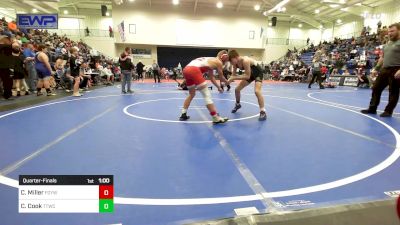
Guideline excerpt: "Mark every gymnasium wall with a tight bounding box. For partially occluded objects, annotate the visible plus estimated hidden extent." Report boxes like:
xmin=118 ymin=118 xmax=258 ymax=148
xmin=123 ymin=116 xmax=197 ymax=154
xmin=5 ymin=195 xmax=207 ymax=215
xmin=333 ymin=20 xmax=364 ymax=39
xmin=373 ymin=1 xmax=400 ymax=27
xmin=58 ymin=9 xmax=112 ymax=31
xmin=265 ymin=21 xmax=322 ymax=44
xmin=112 ymin=4 xmax=265 ymax=49
xmin=0 ymin=8 xmax=17 ymax=21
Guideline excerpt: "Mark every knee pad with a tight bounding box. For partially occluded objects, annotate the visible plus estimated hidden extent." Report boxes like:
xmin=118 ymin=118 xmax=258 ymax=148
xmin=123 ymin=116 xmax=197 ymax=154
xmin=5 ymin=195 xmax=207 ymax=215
xmin=200 ymin=87 xmax=213 ymax=105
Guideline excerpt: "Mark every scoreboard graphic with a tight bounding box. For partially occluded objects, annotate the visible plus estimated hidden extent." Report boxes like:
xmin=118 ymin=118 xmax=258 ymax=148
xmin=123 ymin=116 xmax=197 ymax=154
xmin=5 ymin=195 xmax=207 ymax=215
xmin=18 ymin=175 xmax=113 ymax=213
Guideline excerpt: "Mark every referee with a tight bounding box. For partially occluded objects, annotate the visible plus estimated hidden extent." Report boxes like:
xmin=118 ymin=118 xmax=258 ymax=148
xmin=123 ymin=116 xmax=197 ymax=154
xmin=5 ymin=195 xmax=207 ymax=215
xmin=361 ymin=23 xmax=400 ymax=117
xmin=308 ymin=55 xmax=325 ymax=89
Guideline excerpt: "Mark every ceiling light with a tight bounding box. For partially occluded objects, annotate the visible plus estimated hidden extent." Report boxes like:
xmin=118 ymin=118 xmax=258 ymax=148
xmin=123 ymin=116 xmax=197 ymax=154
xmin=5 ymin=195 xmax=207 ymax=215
xmin=337 ymin=19 xmax=342 ymax=23
xmin=268 ymin=0 xmax=290 ymax=13
xmin=254 ymin=4 xmax=260 ymax=11
xmin=172 ymin=0 xmax=179 ymax=5
xmin=268 ymin=22 xmax=272 ymax=26
xmin=106 ymin=12 xmax=110 ymax=16
xmin=216 ymin=2 xmax=223 ymax=8
xmin=355 ymin=3 xmax=362 ymax=6
xmin=263 ymin=11 xmax=268 ymax=16
xmin=63 ymin=10 xmax=68 ymax=14
xmin=319 ymin=25 xmax=323 ymax=29
xmin=281 ymin=7 xmax=286 ymax=12
xmin=330 ymin=4 xmax=339 ymax=8
xmin=32 ymin=8 xmax=38 ymax=13
xmin=298 ymin=23 xmax=303 ymax=28
xmin=315 ymin=9 xmax=320 ymax=14
xmin=128 ymin=0 xmax=135 ymax=2
xmin=340 ymin=7 xmax=348 ymax=11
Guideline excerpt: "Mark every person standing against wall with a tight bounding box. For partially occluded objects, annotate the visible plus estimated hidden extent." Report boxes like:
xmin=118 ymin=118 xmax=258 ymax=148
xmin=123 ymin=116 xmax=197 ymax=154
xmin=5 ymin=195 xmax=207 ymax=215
xmin=108 ymin=26 xmax=113 ymax=38
xmin=119 ymin=47 xmax=134 ymax=94
xmin=152 ymin=60 xmax=160 ymax=83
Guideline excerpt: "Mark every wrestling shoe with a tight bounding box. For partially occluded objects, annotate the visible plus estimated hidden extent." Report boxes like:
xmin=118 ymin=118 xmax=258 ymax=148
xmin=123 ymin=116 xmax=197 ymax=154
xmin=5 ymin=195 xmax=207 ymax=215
xmin=179 ymin=113 xmax=190 ymax=121
xmin=231 ymin=103 xmax=241 ymax=113
xmin=213 ymin=114 xmax=229 ymax=124
xmin=259 ymin=111 xmax=267 ymax=121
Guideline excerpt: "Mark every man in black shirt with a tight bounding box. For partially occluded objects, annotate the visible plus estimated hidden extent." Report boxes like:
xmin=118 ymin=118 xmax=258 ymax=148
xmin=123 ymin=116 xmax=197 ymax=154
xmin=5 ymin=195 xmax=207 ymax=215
xmin=0 ymin=35 xmax=13 ymax=99
xmin=119 ymin=47 xmax=134 ymax=94
xmin=136 ymin=60 xmax=145 ymax=83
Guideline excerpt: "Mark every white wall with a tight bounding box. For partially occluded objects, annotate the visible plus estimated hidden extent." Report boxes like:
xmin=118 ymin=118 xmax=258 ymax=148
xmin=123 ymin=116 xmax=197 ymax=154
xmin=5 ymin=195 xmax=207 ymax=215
xmin=265 ymin=21 xmax=322 ymax=45
xmin=112 ymin=4 xmax=265 ymax=49
xmin=84 ymin=15 xmax=112 ymax=30
xmin=0 ymin=8 xmax=16 ymax=21
xmin=373 ymin=2 xmax=400 ymax=27
xmin=83 ymin=37 xmax=117 ymax=57
xmin=58 ymin=17 xmax=82 ymax=30
xmin=58 ymin=9 xmax=112 ymax=31
xmin=321 ymin=28 xmax=333 ymax=42
xmin=263 ymin=45 xmax=293 ymax=63
xmin=333 ymin=20 xmax=364 ymax=39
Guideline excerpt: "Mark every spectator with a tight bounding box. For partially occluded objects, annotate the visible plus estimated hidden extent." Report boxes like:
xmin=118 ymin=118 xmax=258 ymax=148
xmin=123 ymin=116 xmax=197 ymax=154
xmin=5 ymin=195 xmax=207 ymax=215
xmin=100 ymin=64 xmax=114 ymax=85
xmin=7 ymin=20 xmax=17 ymax=32
xmin=35 ymin=44 xmax=56 ymax=96
xmin=11 ymin=42 xmax=29 ymax=96
xmin=136 ymin=60 xmax=145 ymax=83
xmin=69 ymin=47 xmax=82 ymax=97
xmin=62 ymin=63 xmax=74 ymax=92
xmin=152 ymin=60 xmax=160 ymax=83
xmin=79 ymin=62 xmax=91 ymax=90
xmin=85 ymin=27 xmax=90 ymax=36
xmin=330 ymin=68 xmax=339 ymax=76
xmin=342 ymin=69 xmax=351 ymax=76
xmin=113 ymin=64 xmax=121 ymax=81
xmin=0 ymin=35 xmax=14 ymax=99
xmin=55 ymin=56 xmax=71 ymax=92
xmin=108 ymin=26 xmax=113 ymax=38
xmin=23 ymin=43 xmax=37 ymax=92
xmin=356 ymin=67 xmax=369 ymax=88
xmin=119 ymin=47 xmax=134 ymax=94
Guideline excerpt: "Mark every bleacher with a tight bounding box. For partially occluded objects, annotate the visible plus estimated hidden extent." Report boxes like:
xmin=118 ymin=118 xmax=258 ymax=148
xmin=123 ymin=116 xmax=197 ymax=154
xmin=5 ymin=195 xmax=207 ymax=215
xmin=300 ymin=51 xmax=314 ymax=66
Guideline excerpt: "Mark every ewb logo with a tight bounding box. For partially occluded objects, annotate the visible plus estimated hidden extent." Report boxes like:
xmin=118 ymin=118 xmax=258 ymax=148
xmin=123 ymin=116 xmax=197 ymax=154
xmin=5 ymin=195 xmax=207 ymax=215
xmin=17 ymin=14 xmax=58 ymax=29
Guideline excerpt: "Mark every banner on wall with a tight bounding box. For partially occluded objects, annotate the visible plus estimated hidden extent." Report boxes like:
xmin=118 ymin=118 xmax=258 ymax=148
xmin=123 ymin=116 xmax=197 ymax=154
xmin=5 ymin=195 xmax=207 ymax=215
xmin=117 ymin=20 xmax=126 ymax=42
xmin=131 ymin=48 xmax=151 ymax=58
xmin=17 ymin=14 xmax=58 ymax=29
